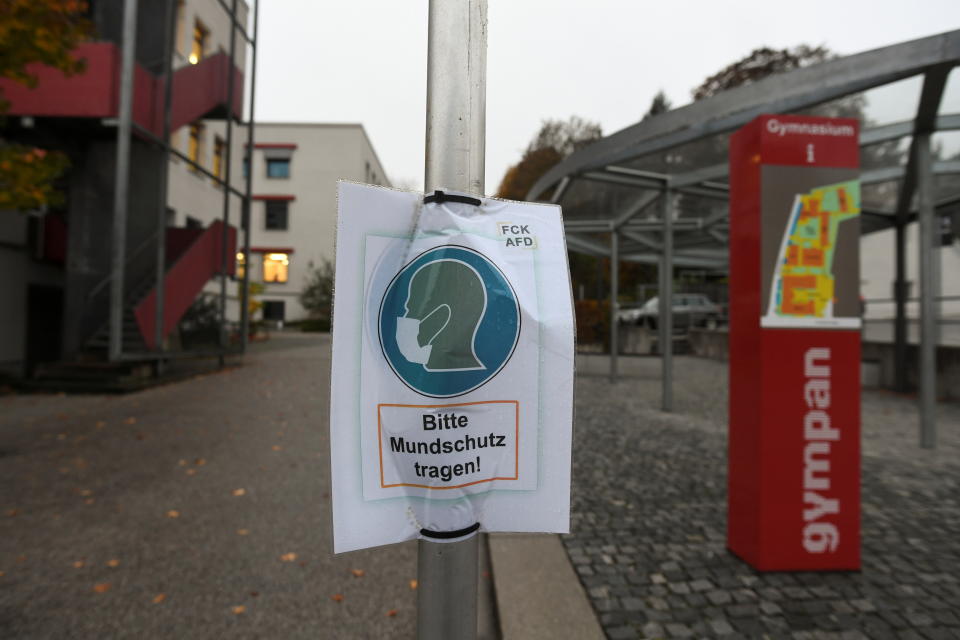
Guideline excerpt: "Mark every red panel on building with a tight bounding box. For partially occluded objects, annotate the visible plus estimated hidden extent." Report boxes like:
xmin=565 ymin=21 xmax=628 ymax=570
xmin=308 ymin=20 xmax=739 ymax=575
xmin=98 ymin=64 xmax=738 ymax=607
xmin=728 ymin=115 xmax=861 ymax=571
xmin=0 ymin=44 xmax=243 ymax=138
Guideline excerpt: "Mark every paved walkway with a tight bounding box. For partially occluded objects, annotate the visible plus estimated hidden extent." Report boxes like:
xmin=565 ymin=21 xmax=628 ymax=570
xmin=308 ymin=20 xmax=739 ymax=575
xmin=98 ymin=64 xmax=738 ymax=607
xmin=4 ymin=335 xmax=959 ymax=639
xmin=568 ymin=355 xmax=960 ymax=639
xmin=0 ymin=333 xmax=417 ymax=639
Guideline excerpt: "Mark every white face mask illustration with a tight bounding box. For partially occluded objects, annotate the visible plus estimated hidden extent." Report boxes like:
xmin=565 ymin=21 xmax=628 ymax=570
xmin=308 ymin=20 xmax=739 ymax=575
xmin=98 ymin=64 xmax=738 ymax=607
xmin=395 ymin=305 xmax=450 ymax=366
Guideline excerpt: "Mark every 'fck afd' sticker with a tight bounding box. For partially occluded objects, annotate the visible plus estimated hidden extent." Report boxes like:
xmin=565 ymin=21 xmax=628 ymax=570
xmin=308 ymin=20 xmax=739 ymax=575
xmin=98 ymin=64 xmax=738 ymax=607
xmin=378 ymin=245 xmax=520 ymax=398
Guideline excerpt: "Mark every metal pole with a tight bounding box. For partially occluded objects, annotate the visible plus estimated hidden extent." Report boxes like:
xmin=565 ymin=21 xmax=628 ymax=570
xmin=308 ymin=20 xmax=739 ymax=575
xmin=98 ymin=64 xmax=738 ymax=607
xmin=893 ymin=220 xmax=908 ymax=392
xmin=610 ymin=229 xmax=619 ymax=381
xmin=108 ymin=0 xmax=138 ymax=362
xmin=419 ymin=2 xmax=486 ymax=639
xmin=240 ymin=0 xmax=259 ymax=352
xmin=154 ymin=0 xmax=177 ymax=368
xmin=917 ymin=133 xmax=936 ymax=448
xmin=219 ymin=0 xmax=239 ymax=366
xmin=660 ymin=186 xmax=673 ymax=412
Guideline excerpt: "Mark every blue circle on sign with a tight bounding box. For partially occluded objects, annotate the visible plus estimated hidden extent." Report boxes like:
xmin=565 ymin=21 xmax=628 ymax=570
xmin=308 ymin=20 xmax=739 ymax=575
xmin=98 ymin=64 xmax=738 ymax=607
xmin=378 ymin=245 xmax=520 ymax=398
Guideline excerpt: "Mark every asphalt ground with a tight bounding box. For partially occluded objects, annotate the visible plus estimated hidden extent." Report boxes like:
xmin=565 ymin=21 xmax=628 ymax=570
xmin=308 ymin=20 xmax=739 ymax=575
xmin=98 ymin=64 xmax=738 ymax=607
xmin=568 ymin=354 xmax=960 ymax=639
xmin=0 ymin=333 xmax=418 ymax=639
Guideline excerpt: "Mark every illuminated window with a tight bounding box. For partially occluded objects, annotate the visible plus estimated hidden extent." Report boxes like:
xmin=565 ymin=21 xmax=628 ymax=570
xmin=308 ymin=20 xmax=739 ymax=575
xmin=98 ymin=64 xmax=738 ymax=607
xmin=263 ymin=253 xmax=289 ymax=283
xmin=213 ymin=136 xmax=225 ymax=180
xmin=187 ymin=123 xmax=204 ymax=172
xmin=190 ymin=20 xmax=208 ymax=65
xmin=235 ymin=251 xmax=246 ymax=279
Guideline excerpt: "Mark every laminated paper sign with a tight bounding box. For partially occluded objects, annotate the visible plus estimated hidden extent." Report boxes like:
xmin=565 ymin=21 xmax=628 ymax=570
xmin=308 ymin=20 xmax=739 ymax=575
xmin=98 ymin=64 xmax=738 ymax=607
xmin=330 ymin=182 xmax=575 ymax=553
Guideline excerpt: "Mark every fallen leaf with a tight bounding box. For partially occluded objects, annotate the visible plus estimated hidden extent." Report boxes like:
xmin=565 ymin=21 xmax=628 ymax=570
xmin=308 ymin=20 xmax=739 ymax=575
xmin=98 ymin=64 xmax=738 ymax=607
xmin=280 ymin=552 xmax=297 ymax=562
xmin=152 ymin=593 xmax=166 ymax=604
xmin=135 ymin=433 xmax=146 ymax=441
xmin=16 ymin=556 xmax=26 ymax=564
xmin=84 ymin=498 xmax=95 ymax=505
xmin=386 ymin=609 xmax=398 ymax=617
xmin=185 ymin=469 xmax=196 ymax=476
xmin=73 ymin=560 xmax=85 ymax=569
xmin=194 ymin=458 xmax=206 ymax=466
xmin=249 ymin=591 xmax=259 ymax=597
xmin=106 ymin=559 xmax=120 ymax=568
xmin=272 ymin=445 xmax=282 ymax=451
xmin=351 ymin=569 xmax=365 ymax=578
xmin=124 ymin=417 xmax=136 ymax=425
xmin=166 ymin=510 xmax=180 ymax=519
xmin=409 ymin=579 xmax=418 ymax=590
xmin=236 ymin=529 xmax=249 ymax=536
xmin=6 ymin=509 xmax=18 ymax=517
xmin=57 ymin=433 xmax=67 ymax=440
xmin=0 ymin=571 xmax=5 ymax=577
xmin=93 ymin=583 xmax=111 ymax=594
xmin=178 ymin=459 xmax=187 ymax=466
xmin=232 ymin=605 xmax=246 ymax=615
xmin=95 ymin=421 xmax=107 ymax=429
xmin=78 ymin=489 xmax=92 ymax=497
xmin=232 ymin=488 xmax=246 ymax=497
xmin=331 ymin=594 xmax=344 ymax=602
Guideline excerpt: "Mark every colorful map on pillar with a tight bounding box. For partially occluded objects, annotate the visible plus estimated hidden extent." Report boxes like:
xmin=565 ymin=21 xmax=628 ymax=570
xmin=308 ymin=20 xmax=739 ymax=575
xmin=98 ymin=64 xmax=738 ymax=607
xmin=762 ymin=180 xmax=860 ymax=328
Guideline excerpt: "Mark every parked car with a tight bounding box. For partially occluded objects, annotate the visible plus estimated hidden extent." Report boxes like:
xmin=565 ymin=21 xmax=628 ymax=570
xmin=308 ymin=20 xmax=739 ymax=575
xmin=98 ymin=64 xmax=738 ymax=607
xmin=616 ymin=303 xmax=644 ymax=325
xmin=627 ymin=294 xmax=723 ymax=331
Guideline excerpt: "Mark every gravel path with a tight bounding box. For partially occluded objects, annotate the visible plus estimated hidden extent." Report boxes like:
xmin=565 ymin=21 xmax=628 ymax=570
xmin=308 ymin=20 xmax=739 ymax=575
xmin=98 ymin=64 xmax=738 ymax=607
xmin=0 ymin=333 xmax=417 ymax=639
xmin=567 ymin=355 xmax=960 ymax=639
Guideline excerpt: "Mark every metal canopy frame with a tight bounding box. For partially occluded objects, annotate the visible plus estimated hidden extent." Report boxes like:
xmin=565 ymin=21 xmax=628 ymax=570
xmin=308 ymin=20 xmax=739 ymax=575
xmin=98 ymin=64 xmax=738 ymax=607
xmin=528 ymin=30 xmax=960 ymax=440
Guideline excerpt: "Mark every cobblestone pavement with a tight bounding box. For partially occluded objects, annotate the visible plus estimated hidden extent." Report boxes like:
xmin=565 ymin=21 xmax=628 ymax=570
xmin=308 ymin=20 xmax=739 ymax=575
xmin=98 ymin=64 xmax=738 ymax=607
xmin=0 ymin=333 xmax=417 ymax=639
xmin=566 ymin=355 xmax=960 ymax=640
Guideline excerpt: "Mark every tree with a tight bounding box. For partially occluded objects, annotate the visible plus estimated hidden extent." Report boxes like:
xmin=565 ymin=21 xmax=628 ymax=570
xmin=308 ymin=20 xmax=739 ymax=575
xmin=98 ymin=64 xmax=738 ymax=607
xmin=301 ymin=259 xmax=335 ymax=321
xmin=0 ymin=0 xmax=91 ymax=211
xmin=691 ymin=45 xmax=830 ymax=101
xmin=495 ymin=116 xmax=601 ymax=200
xmin=643 ymin=90 xmax=672 ymax=121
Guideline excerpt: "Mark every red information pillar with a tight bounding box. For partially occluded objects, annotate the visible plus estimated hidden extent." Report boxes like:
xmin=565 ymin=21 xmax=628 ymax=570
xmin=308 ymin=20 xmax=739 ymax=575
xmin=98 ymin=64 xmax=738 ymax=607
xmin=728 ymin=115 xmax=861 ymax=571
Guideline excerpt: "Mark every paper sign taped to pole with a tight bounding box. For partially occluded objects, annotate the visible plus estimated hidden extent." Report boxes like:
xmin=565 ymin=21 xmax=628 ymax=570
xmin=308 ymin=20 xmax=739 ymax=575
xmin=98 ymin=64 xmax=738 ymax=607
xmin=330 ymin=181 xmax=575 ymax=553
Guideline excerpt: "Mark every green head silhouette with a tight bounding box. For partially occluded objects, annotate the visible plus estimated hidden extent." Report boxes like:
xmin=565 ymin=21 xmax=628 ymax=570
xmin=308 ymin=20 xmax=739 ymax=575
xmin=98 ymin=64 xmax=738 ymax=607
xmin=397 ymin=259 xmax=487 ymax=371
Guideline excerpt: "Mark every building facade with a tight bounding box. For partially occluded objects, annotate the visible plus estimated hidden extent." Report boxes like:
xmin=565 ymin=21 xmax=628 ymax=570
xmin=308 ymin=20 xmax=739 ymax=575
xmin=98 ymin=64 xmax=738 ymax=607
xmin=0 ymin=0 xmax=392 ymax=379
xmin=232 ymin=123 xmax=389 ymax=323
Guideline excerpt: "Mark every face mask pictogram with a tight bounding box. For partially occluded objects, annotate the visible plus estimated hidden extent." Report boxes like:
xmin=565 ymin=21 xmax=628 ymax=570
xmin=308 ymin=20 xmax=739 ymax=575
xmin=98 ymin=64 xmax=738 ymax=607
xmin=395 ymin=305 xmax=449 ymax=365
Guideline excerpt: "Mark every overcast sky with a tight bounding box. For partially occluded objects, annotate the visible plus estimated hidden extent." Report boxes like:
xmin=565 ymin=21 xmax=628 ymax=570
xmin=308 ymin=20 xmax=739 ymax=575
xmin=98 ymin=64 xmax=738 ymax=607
xmin=253 ymin=1 xmax=960 ymax=195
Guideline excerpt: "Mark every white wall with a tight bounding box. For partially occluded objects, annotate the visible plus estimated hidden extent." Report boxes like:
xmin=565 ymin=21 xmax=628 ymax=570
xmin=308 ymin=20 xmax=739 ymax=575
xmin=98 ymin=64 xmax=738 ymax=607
xmin=861 ymin=221 xmax=960 ymax=321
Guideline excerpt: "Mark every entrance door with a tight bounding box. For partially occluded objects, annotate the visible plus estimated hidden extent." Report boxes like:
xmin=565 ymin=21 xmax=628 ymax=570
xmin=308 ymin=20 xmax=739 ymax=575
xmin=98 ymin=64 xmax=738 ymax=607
xmin=25 ymin=284 xmax=63 ymax=376
xmin=262 ymin=300 xmax=285 ymax=328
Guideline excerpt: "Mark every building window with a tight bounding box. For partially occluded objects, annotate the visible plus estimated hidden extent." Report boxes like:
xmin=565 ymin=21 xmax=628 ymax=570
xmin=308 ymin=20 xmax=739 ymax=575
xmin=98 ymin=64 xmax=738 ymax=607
xmin=190 ymin=20 xmax=208 ymax=65
xmin=264 ymin=200 xmax=289 ymax=230
xmin=242 ymin=156 xmax=249 ymax=178
xmin=263 ymin=253 xmax=289 ymax=283
xmin=262 ymin=300 xmax=285 ymax=322
xmin=235 ymin=251 xmax=246 ymax=279
xmin=188 ymin=123 xmax=204 ymax=172
xmin=213 ymin=136 xmax=225 ymax=180
xmin=266 ymin=158 xmax=290 ymax=179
